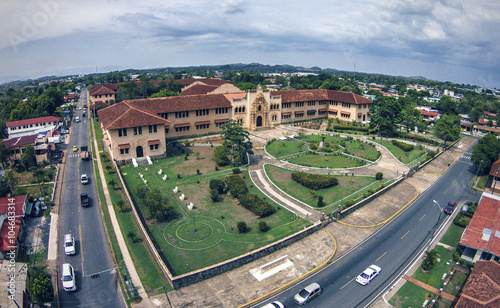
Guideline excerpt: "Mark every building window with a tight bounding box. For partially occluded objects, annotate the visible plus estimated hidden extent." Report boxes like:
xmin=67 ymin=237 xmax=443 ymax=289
xmin=165 ymin=128 xmax=169 ymax=134
xmin=118 ymin=128 xmax=127 ymax=137
xmin=196 ymin=124 xmax=210 ymax=130
xmin=331 ymin=102 xmax=338 ymax=106
xmin=296 ymin=102 xmax=304 ymax=107
xmin=342 ymin=102 xmax=351 ymax=108
xmin=329 ymin=111 xmax=338 ymax=116
xmin=149 ymin=144 xmax=159 ymax=151
xmin=319 ymin=110 xmax=327 ymax=115
xmin=120 ymin=148 xmax=129 ymax=155
xmin=215 ymin=107 xmax=229 ymax=114
xmin=307 ymin=110 xmax=317 ymax=116
xmin=282 ymin=114 xmax=291 ymax=119
xmin=272 ymin=115 xmax=277 ymax=121
xmin=318 ymin=101 xmax=327 ymax=105
xmin=133 ymin=126 xmax=142 ymax=135
xmin=341 ymin=113 xmax=351 ymax=119
xmin=295 ymin=113 xmax=304 ymax=118
xmin=159 ymin=113 xmax=168 ymax=119
xmin=175 ymin=126 xmax=190 ymax=132
xmin=215 ymin=121 xmax=228 ymax=127
xmin=282 ymin=103 xmax=291 ymax=108
xmin=307 ymin=102 xmax=316 ymax=106
xmin=175 ymin=111 xmax=189 ymax=118
xmin=149 ymin=125 xmax=157 ymax=133
xmin=196 ymin=109 xmax=209 ymax=116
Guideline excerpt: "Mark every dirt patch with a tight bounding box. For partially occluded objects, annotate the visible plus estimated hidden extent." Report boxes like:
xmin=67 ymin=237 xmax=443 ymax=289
xmin=170 ymin=146 xmax=223 ymax=175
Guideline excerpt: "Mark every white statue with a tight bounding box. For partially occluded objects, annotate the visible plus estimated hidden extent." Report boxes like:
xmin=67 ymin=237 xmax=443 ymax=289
xmin=179 ymin=194 xmax=185 ymax=201
xmin=173 ymin=186 xmax=178 ymax=193
xmin=162 ymin=175 xmax=167 ymax=181
xmin=158 ymin=169 xmax=162 ymax=175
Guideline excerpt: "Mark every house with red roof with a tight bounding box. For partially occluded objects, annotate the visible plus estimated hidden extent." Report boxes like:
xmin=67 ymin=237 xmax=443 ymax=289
xmin=455 ymin=260 xmax=500 ymax=307
xmin=64 ymin=93 xmax=78 ymax=103
xmin=1 ymin=133 xmax=51 ymax=168
xmin=459 ymin=192 xmax=500 ymax=262
xmin=419 ymin=109 xmax=440 ymax=122
xmin=0 ymin=195 xmax=28 ymax=260
xmin=5 ymin=116 xmax=60 ymax=139
xmin=98 ymin=85 xmax=371 ymax=163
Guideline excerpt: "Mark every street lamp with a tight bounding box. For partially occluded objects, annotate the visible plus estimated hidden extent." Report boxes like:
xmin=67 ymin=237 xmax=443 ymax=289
xmin=432 ymin=200 xmax=443 ymax=237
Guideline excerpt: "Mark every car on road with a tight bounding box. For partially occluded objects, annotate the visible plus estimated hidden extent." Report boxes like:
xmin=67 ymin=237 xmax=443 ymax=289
xmin=75 ymin=116 xmax=80 ymax=123
xmin=81 ymin=174 xmax=89 ymax=184
xmin=64 ymin=234 xmax=75 ymax=255
xmin=260 ymin=301 xmax=284 ymax=308
xmin=73 ymin=145 xmax=78 ymax=152
xmin=80 ymin=193 xmax=89 ymax=207
xmin=61 ymin=263 xmax=76 ymax=291
xmin=444 ymin=201 xmax=456 ymax=215
xmin=294 ymin=282 xmax=322 ymax=305
xmin=356 ymin=265 xmax=381 ymax=285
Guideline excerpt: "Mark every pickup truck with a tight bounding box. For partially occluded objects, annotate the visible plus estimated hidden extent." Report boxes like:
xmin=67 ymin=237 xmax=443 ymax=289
xmin=80 ymin=193 xmax=89 ymax=207
xmin=80 ymin=146 xmax=89 ymax=161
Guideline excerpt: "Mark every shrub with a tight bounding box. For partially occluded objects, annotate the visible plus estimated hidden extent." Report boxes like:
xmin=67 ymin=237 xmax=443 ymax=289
xmin=258 ymin=221 xmax=268 ymax=232
xmin=196 ymin=169 xmax=200 ymax=175
xmin=210 ymin=189 xmax=219 ymax=202
xmin=135 ymin=185 xmax=149 ymax=200
xmin=237 ymin=221 xmax=247 ymax=233
xmin=177 ymin=174 xmax=181 ymax=179
xmin=344 ymin=200 xmax=355 ymax=207
xmin=317 ymin=195 xmax=325 ymax=207
xmin=309 ymin=143 xmax=318 ymax=150
xmin=291 ymin=172 xmax=339 ymax=190
xmin=453 ymin=214 xmax=468 ymax=228
xmin=392 ymin=140 xmax=414 ymax=152
xmin=214 ymin=146 xmax=230 ymax=166
xmin=238 ymin=193 xmax=276 ymax=217
xmin=232 ymin=167 xmax=241 ymax=174
xmin=209 ymin=179 xmax=225 ymax=194
xmin=226 ymin=175 xmax=248 ymax=198
xmin=375 ymin=172 xmax=383 ymax=180
xmin=422 ymin=249 xmax=439 ymax=271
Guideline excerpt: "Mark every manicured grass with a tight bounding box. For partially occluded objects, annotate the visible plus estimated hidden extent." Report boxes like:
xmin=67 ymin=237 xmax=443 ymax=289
xmin=443 ymin=270 xmax=468 ymax=296
xmin=372 ymin=139 xmax=429 ymax=164
xmin=287 ymin=153 xmax=366 ymax=168
xmin=475 ymin=175 xmax=489 ymax=190
xmin=296 ymin=134 xmax=345 ymax=144
xmin=344 ymin=140 xmax=379 ymax=161
xmin=389 ymin=281 xmax=435 ymax=308
xmin=121 ymin=154 xmax=305 ymax=275
xmin=413 ymin=246 xmax=454 ymax=289
xmin=439 ymin=223 xmax=465 ymax=248
xmin=265 ymin=139 xmax=306 ymax=159
xmin=14 ymin=184 xmax=53 ymax=198
xmin=265 ymin=164 xmax=378 ymax=209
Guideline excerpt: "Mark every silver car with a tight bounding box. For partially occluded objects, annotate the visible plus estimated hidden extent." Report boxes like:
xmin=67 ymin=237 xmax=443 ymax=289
xmin=294 ymin=282 xmax=322 ymax=305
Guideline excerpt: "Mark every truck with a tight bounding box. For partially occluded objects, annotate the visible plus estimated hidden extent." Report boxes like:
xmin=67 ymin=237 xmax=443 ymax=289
xmin=80 ymin=146 xmax=89 ymax=160
xmin=80 ymin=193 xmax=89 ymax=207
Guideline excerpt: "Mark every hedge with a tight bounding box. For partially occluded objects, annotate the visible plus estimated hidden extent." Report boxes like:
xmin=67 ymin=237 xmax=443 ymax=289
xmin=214 ymin=146 xmax=230 ymax=166
xmin=398 ymin=133 xmax=441 ymax=146
xmin=226 ymin=175 xmax=247 ymax=198
xmin=329 ymin=124 xmax=369 ymax=132
xmin=392 ymin=140 xmax=414 ymax=152
xmin=291 ymin=172 xmax=339 ymax=190
xmin=238 ymin=194 xmax=276 ymax=217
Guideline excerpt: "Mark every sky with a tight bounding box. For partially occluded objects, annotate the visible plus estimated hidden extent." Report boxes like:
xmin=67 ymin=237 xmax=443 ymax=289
xmin=1 ymin=0 xmax=500 ymax=88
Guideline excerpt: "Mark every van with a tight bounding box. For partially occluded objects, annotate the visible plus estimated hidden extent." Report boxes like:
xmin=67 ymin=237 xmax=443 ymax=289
xmin=61 ymin=263 xmax=76 ymax=291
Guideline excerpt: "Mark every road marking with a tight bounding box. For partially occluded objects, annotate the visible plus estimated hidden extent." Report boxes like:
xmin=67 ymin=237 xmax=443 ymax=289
xmin=401 ymin=230 xmax=410 ymax=239
xmin=419 ymin=214 xmax=426 ymax=221
xmin=340 ymin=277 xmax=357 ymax=290
xmin=79 ymin=225 xmax=84 ymax=263
xmin=376 ymin=252 xmax=387 ymax=262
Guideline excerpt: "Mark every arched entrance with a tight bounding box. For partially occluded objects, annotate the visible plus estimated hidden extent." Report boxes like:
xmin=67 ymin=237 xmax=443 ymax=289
xmin=136 ymin=146 xmax=144 ymax=158
xmin=256 ymin=116 xmax=263 ymax=127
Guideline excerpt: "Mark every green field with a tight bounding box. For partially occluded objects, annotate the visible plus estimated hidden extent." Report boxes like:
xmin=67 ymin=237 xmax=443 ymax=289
xmin=287 ymin=153 xmax=367 ymax=168
xmin=120 ymin=146 xmax=305 ymax=275
xmin=265 ymin=139 xmax=306 ymax=159
xmin=372 ymin=139 xmax=429 ymax=165
xmin=343 ymin=140 xmax=380 ymax=161
xmin=389 ymin=282 xmax=435 ymax=308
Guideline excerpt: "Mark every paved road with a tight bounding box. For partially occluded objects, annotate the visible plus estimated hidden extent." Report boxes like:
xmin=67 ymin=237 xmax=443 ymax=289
xmin=57 ymin=90 xmax=125 ymax=307
xmin=257 ymin=139 xmax=481 ymax=307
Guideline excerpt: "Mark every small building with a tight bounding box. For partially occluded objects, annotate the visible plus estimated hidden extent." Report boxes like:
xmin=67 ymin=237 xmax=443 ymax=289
xmin=1 ymin=134 xmax=51 ymax=167
xmin=455 ymin=260 xmax=500 ymax=307
xmin=0 ymin=261 xmax=29 ymax=307
xmin=5 ymin=116 xmax=60 ymax=139
xmin=0 ymin=195 xmax=27 ymax=260
xmin=459 ymin=192 xmax=500 ymax=262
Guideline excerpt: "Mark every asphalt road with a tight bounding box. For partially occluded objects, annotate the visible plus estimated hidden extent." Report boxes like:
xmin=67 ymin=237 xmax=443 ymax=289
xmin=57 ymin=90 xmax=125 ymax=307
xmin=258 ymin=142 xmax=481 ymax=307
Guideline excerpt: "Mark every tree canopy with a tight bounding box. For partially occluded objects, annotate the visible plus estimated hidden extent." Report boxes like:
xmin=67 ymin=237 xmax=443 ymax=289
xmin=471 ymin=133 xmax=500 ymax=175
xmin=369 ymin=96 xmax=402 ymax=136
xmin=434 ymin=114 xmax=461 ymax=146
xmin=220 ymin=120 xmax=254 ymax=166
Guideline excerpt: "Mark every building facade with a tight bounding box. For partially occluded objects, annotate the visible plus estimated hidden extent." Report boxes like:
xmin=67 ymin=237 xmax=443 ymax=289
xmin=6 ymin=116 xmax=60 ymax=139
xmin=98 ymin=86 xmax=371 ymax=163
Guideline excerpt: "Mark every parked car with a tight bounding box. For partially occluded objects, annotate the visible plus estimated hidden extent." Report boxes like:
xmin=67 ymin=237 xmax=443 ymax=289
xmin=444 ymin=201 xmax=456 ymax=215
xmin=356 ymin=265 xmax=381 ymax=285
xmin=75 ymin=116 xmax=80 ymax=123
xmin=61 ymin=263 xmax=76 ymax=291
xmin=81 ymin=174 xmax=89 ymax=184
xmin=294 ymin=282 xmax=322 ymax=305
xmin=260 ymin=301 xmax=284 ymax=308
xmin=64 ymin=234 xmax=75 ymax=255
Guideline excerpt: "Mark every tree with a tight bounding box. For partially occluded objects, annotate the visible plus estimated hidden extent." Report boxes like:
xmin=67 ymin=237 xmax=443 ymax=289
xmin=436 ymin=95 xmax=458 ymax=115
xmin=3 ymin=170 xmax=17 ymax=195
xmin=434 ymin=114 xmax=461 ymax=147
xmin=21 ymin=145 xmax=36 ymax=171
xmin=221 ymin=120 xmax=254 ymax=166
xmin=317 ymin=195 xmax=325 ymax=207
xmin=105 ymin=164 xmax=113 ymax=173
xmin=108 ymin=178 xmax=116 ymax=190
xmin=471 ymin=133 xmax=500 ymax=175
xmin=422 ymin=249 xmax=439 ymax=271
xmin=237 ymin=221 xmax=247 ymax=233
xmin=400 ymin=100 xmax=423 ymax=132
xmin=29 ymin=267 xmax=54 ymax=304
xmin=0 ymin=144 xmax=11 ymax=169
xmin=210 ymin=189 xmax=219 ymax=202
xmin=369 ymin=96 xmax=402 ymax=136
xmin=116 ymin=199 xmax=126 ymax=211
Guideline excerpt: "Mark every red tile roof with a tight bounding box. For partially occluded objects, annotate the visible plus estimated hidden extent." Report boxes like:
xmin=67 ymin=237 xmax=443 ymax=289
xmin=98 ymin=102 xmax=171 ymax=131
xmin=0 ymin=219 xmax=21 ymax=252
xmin=89 ymin=84 xmax=118 ymax=96
xmin=89 ymin=101 xmax=109 ymax=110
xmin=0 ymin=195 xmax=27 ymax=217
xmin=274 ymin=89 xmax=371 ymax=105
xmin=6 ymin=116 xmax=60 ymax=128
xmin=455 ymin=261 xmax=500 ymax=308
xmin=420 ymin=110 xmax=439 ymax=117
xmin=2 ymin=134 xmax=38 ymax=148
xmin=484 ymin=111 xmax=497 ymax=117
xmin=182 ymin=84 xmax=219 ymax=96
xmin=460 ymin=193 xmax=500 ymax=256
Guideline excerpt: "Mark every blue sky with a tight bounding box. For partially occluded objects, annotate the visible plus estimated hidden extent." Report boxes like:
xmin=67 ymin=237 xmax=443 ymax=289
xmin=1 ymin=0 xmax=499 ymax=87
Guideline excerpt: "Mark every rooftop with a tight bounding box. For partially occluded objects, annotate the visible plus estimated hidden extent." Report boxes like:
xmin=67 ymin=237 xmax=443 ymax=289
xmin=455 ymin=260 xmax=500 ymax=307
xmin=6 ymin=116 xmax=60 ymax=128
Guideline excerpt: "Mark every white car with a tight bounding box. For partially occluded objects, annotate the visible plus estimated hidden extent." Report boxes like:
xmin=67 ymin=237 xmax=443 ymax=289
xmin=64 ymin=234 xmax=75 ymax=255
xmin=81 ymin=174 xmax=88 ymax=184
xmin=61 ymin=263 xmax=76 ymax=292
xmin=260 ymin=301 xmax=284 ymax=308
xmin=356 ymin=264 xmax=381 ymax=285
xmin=294 ymin=282 xmax=322 ymax=305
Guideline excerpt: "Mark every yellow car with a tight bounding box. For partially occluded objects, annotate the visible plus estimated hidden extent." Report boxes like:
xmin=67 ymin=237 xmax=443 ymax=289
xmin=73 ymin=146 xmax=78 ymax=152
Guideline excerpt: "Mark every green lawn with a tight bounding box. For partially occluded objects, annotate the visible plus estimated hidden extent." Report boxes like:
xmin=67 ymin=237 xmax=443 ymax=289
xmin=14 ymin=183 xmax=53 ymax=198
xmin=296 ymin=134 xmax=345 ymax=144
xmin=475 ymin=175 xmax=490 ymax=190
xmin=372 ymin=139 xmax=429 ymax=164
xmin=287 ymin=153 xmax=366 ymax=168
xmin=443 ymin=270 xmax=468 ymax=296
xmin=439 ymin=224 xmax=465 ymax=248
xmin=389 ymin=281 xmax=435 ymax=308
xmin=413 ymin=246 xmax=454 ymax=289
xmin=265 ymin=164 xmax=378 ymax=209
xmin=265 ymin=139 xmax=306 ymax=159
xmin=120 ymin=151 xmax=305 ymax=275
xmin=344 ymin=140 xmax=380 ymax=161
